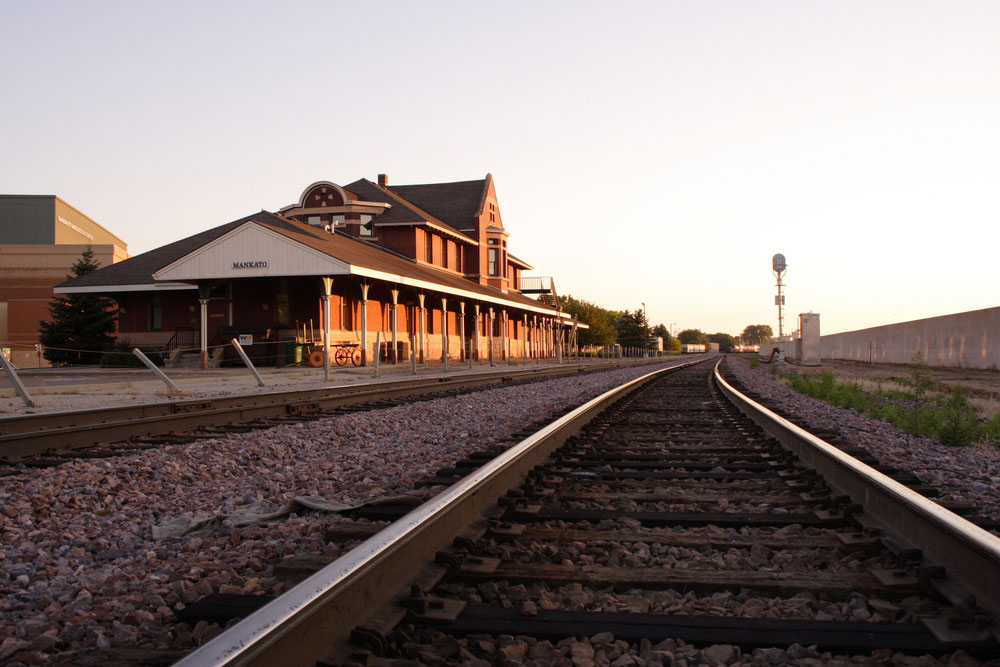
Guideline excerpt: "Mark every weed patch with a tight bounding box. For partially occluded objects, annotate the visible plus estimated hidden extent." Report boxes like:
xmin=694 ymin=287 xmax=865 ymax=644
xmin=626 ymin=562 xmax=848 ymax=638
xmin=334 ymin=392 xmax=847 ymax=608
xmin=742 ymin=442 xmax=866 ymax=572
xmin=781 ymin=354 xmax=994 ymax=447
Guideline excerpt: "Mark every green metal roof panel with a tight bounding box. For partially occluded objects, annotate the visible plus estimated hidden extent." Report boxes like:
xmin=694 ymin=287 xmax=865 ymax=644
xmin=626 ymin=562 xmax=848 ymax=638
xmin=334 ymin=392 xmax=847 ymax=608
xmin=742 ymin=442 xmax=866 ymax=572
xmin=0 ymin=196 xmax=56 ymax=244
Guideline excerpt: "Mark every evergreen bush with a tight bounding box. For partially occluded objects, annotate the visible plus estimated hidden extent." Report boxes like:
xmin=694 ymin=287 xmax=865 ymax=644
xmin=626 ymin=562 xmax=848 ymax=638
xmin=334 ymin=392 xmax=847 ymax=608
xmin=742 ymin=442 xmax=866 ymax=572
xmin=38 ymin=248 xmax=116 ymax=365
xmin=99 ymin=343 xmax=165 ymax=367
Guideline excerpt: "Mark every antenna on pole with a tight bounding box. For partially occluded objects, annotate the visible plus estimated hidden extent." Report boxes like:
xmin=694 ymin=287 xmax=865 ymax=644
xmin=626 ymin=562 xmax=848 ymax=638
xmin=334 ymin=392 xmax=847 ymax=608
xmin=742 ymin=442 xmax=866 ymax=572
xmin=772 ymin=254 xmax=787 ymax=338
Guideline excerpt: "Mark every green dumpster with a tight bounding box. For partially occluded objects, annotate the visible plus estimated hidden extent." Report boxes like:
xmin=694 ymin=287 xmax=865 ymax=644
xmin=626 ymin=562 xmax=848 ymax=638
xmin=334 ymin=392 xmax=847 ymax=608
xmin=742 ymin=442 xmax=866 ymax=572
xmin=282 ymin=338 xmax=304 ymax=366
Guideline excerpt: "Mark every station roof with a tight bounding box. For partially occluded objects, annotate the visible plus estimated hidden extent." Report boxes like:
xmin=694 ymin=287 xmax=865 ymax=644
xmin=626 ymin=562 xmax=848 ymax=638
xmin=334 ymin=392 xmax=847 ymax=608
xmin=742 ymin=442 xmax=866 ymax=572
xmin=381 ymin=178 xmax=487 ymax=233
xmin=342 ymin=178 xmax=482 ymax=243
xmin=56 ymin=211 xmax=568 ymax=319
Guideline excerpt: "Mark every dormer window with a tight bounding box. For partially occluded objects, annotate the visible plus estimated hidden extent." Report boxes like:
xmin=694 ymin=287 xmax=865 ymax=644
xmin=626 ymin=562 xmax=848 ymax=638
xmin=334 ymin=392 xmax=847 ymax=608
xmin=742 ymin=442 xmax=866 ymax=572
xmin=359 ymin=214 xmax=374 ymax=237
xmin=307 ymin=216 xmax=322 ymax=227
xmin=331 ymin=214 xmax=345 ymax=227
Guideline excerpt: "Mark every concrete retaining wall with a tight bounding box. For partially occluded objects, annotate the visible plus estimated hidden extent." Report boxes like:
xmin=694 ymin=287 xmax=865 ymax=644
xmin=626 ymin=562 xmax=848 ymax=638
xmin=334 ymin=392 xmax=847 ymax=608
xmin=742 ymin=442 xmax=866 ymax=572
xmin=821 ymin=306 xmax=1000 ymax=370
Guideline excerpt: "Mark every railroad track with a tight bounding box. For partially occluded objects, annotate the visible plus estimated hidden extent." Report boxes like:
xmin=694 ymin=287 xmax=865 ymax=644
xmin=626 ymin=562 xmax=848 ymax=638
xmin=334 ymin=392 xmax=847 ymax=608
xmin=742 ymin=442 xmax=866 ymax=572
xmin=0 ymin=359 xmax=664 ymax=463
xmin=168 ymin=359 xmax=1000 ymax=666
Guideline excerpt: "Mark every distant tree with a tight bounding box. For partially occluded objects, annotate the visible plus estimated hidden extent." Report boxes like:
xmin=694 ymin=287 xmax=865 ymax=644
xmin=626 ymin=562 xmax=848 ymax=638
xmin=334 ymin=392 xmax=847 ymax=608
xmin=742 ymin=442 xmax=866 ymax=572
xmin=39 ymin=248 xmax=117 ymax=365
xmin=561 ymin=294 xmax=617 ymax=347
xmin=677 ymin=328 xmax=709 ymax=346
xmin=652 ymin=323 xmax=678 ymax=353
xmin=615 ymin=309 xmax=650 ymax=348
xmin=708 ymin=332 xmax=737 ymax=352
xmin=741 ymin=324 xmax=773 ymax=346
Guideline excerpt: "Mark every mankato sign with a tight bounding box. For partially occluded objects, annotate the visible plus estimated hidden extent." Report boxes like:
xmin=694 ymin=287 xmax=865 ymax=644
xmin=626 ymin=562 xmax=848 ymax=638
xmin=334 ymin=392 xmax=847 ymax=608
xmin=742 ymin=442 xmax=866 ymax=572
xmin=232 ymin=261 xmax=269 ymax=269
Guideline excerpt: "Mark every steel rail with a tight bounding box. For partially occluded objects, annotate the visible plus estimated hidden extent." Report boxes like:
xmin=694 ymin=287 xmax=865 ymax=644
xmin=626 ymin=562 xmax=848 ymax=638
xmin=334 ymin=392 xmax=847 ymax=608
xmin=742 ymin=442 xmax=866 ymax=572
xmin=0 ymin=359 xmax=668 ymax=459
xmin=172 ymin=359 xmax=707 ymax=667
xmin=714 ymin=359 xmax=1000 ymax=624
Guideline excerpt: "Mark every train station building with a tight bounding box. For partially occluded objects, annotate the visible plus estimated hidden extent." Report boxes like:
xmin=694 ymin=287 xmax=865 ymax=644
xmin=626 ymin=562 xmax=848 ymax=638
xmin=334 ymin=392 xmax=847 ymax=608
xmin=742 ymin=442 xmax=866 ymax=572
xmin=55 ymin=174 xmax=577 ymax=368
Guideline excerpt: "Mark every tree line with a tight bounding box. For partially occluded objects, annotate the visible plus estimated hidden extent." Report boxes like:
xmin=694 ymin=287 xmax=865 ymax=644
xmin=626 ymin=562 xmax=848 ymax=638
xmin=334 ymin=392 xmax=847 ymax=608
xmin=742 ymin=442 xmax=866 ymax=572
xmin=560 ymin=294 xmax=773 ymax=353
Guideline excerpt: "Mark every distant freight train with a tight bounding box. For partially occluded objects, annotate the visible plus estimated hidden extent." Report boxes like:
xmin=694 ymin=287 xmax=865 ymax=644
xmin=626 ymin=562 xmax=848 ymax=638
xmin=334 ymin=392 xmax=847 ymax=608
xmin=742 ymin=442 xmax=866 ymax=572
xmin=681 ymin=344 xmax=706 ymax=354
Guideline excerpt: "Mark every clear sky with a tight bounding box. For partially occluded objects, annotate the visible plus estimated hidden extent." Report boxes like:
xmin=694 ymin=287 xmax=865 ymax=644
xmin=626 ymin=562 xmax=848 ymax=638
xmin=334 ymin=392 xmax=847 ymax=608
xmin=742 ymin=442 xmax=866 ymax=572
xmin=3 ymin=1 xmax=998 ymax=337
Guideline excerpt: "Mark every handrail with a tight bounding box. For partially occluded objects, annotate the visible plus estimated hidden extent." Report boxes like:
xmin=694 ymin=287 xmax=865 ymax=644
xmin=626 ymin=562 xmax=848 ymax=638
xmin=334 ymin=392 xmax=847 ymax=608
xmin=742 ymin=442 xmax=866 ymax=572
xmin=164 ymin=326 xmax=197 ymax=354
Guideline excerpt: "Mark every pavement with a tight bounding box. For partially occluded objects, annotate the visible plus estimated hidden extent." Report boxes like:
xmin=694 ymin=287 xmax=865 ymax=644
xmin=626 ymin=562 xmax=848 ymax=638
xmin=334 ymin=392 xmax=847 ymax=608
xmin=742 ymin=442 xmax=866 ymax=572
xmin=0 ymin=356 xmax=667 ymax=417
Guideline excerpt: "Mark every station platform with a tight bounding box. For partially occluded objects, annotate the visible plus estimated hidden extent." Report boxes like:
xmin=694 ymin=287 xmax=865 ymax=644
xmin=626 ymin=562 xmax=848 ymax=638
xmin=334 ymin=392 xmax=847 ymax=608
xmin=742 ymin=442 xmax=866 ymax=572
xmin=0 ymin=356 xmax=671 ymax=417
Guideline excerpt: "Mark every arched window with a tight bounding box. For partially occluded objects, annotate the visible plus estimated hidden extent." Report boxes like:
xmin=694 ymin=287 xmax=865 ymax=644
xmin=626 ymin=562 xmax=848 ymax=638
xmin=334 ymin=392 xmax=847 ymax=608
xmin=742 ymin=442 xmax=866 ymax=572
xmin=305 ymin=185 xmax=345 ymax=207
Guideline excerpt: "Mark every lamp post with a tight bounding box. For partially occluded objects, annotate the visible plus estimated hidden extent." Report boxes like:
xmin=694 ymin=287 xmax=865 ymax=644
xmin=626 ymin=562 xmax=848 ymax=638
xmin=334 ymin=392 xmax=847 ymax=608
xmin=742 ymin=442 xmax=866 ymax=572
xmin=641 ymin=301 xmax=647 ymax=357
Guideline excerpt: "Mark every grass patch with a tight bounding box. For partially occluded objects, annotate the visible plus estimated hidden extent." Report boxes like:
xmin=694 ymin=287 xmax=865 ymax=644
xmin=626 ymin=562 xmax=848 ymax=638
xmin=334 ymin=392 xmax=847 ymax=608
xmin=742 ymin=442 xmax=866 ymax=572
xmin=781 ymin=353 xmax=994 ymax=447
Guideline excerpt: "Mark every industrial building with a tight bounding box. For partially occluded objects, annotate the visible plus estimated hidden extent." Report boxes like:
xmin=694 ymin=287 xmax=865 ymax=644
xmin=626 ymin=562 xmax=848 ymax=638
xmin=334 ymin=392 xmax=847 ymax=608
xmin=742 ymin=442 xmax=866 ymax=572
xmin=0 ymin=195 xmax=128 ymax=367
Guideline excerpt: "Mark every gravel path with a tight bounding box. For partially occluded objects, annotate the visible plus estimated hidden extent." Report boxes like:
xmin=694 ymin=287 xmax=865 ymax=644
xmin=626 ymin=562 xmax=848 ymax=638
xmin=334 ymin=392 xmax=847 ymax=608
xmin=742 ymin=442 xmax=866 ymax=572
xmin=0 ymin=360 xmax=686 ymax=664
xmin=725 ymin=356 xmax=1000 ymax=524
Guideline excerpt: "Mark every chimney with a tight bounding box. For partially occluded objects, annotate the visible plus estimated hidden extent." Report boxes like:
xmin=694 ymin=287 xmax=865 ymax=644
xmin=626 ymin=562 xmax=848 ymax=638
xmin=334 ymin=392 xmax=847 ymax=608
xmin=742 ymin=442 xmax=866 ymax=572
xmin=377 ymin=173 xmax=388 ymax=186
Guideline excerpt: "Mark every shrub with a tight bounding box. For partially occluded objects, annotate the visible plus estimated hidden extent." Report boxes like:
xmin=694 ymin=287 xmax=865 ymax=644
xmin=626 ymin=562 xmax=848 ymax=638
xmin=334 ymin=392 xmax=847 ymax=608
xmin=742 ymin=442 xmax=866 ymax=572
xmin=983 ymin=414 xmax=1000 ymax=444
xmin=786 ymin=370 xmax=875 ymax=414
xmin=99 ymin=343 xmax=165 ymax=367
xmin=932 ymin=387 xmax=980 ymax=447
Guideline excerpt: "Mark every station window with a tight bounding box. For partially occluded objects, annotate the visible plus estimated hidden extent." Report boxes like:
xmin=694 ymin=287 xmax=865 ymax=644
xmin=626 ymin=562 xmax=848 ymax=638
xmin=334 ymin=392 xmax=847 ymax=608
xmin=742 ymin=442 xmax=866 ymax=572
xmin=276 ymin=294 xmax=289 ymax=326
xmin=339 ymin=296 xmax=351 ymax=330
xmin=425 ymin=232 xmax=433 ymax=263
xmin=307 ymin=215 xmax=322 ymax=227
xmin=488 ymin=248 xmax=498 ymax=276
xmin=360 ymin=214 xmax=374 ymax=237
xmin=149 ymin=293 xmax=162 ymax=331
xmin=209 ymin=283 xmax=229 ymax=300
xmin=331 ymin=214 xmax=345 ymax=227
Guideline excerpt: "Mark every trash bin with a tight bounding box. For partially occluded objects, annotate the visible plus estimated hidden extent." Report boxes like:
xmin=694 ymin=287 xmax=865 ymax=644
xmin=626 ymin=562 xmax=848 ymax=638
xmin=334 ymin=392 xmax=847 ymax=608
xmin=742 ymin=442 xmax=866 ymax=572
xmin=282 ymin=338 xmax=304 ymax=366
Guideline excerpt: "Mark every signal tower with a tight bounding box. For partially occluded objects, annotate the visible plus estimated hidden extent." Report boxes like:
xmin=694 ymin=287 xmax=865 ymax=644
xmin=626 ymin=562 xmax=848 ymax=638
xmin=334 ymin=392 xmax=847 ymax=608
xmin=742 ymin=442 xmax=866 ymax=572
xmin=772 ymin=254 xmax=787 ymax=338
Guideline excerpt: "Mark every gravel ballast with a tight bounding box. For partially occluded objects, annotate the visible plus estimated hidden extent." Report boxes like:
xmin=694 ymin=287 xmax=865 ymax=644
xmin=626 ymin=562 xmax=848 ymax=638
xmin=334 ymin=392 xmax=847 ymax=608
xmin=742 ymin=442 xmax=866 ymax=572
xmin=4 ymin=355 xmax=997 ymax=665
xmin=725 ymin=356 xmax=1000 ymax=524
xmin=0 ymin=360 xmax=686 ymax=663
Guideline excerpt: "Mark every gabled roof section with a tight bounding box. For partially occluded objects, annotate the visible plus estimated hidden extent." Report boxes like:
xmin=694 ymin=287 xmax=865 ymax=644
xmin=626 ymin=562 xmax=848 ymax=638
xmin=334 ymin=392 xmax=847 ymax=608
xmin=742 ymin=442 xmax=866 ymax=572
xmin=152 ymin=220 xmax=351 ymax=281
xmin=386 ymin=177 xmax=487 ymax=233
xmin=342 ymin=179 xmax=429 ymax=225
xmin=56 ymin=212 xmax=326 ymax=289
xmin=345 ymin=179 xmax=477 ymax=243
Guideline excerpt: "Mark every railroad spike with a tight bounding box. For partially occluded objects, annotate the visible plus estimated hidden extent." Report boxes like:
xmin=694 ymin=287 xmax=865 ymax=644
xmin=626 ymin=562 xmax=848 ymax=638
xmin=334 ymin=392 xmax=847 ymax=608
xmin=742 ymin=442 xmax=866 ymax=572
xmin=434 ymin=551 xmax=462 ymax=569
xmin=349 ymin=627 xmax=388 ymax=657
